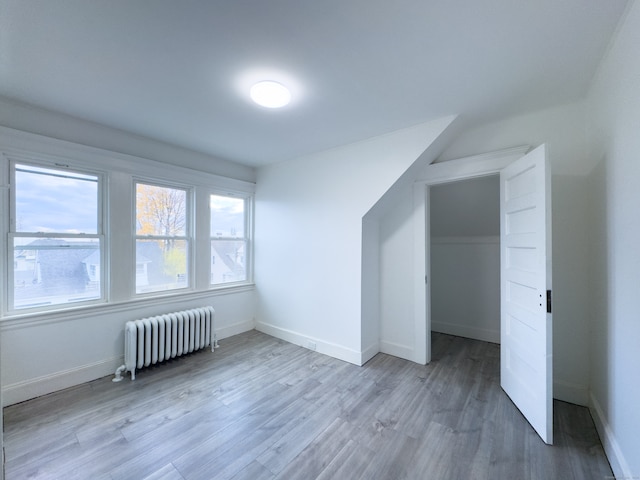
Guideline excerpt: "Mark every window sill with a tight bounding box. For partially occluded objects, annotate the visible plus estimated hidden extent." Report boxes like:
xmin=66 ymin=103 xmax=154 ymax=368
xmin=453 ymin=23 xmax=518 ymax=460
xmin=0 ymin=283 xmax=255 ymax=329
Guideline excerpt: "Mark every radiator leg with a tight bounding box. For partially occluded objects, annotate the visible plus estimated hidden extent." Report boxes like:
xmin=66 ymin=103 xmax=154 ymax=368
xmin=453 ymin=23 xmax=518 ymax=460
xmin=112 ymin=364 xmax=126 ymax=382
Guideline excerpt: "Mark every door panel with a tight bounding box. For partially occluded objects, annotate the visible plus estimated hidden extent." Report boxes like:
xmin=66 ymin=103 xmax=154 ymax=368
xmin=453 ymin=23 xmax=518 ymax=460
xmin=500 ymin=144 xmax=553 ymax=444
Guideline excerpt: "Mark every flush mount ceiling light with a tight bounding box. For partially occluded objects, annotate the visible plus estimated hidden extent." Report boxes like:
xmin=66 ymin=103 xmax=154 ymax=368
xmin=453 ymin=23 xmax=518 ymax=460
xmin=250 ymin=80 xmax=291 ymax=108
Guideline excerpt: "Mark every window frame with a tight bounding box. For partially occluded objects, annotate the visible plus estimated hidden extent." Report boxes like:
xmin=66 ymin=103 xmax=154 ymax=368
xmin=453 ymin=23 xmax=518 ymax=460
xmin=7 ymin=158 xmax=106 ymax=314
xmin=133 ymin=178 xmax=194 ymax=297
xmin=0 ymin=135 xmax=255 ymax=320
xmin=209 ymin=191 xmax=253 ymax=288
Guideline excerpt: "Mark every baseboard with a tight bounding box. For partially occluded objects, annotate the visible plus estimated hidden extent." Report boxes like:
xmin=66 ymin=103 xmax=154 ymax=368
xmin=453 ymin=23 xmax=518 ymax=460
xmin=2 ymin=356 xmax=123 ymax=407
xmin=2 ymin=319 xmax=255 ymax=407
xmin=553 ymin=379 xmax=589 ymax=406
xmin=215 ymin=319 xmax=255 ymax=341
xmin=380 ymin=340 xmax=414 ymax=362
xmin=255 ymin=321 xmax=362 ymax=366
xmin=432 ymin=322 xmax=500 ymax=344
xmin=589 ymin=392 xmax=632 ymax=479
xmin=361 ymin=342 xmax=380 ymax=365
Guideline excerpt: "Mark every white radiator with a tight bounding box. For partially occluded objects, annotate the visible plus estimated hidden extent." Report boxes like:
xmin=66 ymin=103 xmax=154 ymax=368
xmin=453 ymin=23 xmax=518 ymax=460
xmin=113 ymin=306 xmax=216 ymax=381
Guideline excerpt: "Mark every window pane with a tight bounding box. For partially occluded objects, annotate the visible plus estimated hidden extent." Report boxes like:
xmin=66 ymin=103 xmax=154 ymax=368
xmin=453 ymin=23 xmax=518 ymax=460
xmin=136 ymin=239 xmax=188 ymax=293
xmin=15 ymin=164 xmax=98 ymax=234
xmin=211 ymin=239 xmax=246 ymax=284
xmin=210 ymin=195 xmax=244 ymax=237
xmin=13 ymin=237 xmax=101 ymax=309
xmin=136 ymin=184 xmax=186 ymax=236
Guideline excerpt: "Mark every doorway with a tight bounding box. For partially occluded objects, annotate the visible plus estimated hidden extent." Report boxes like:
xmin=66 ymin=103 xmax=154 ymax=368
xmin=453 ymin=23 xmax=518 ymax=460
xmin=413 ymin=145 xmax=553 ymax=444
xmin=429 ymin=175 xmax=500 ymax=346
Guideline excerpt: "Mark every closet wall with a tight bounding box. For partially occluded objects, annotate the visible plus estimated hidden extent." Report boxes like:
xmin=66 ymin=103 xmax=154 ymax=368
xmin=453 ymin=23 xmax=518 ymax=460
xmin=430 ymin=175 xmax=500 ymax=343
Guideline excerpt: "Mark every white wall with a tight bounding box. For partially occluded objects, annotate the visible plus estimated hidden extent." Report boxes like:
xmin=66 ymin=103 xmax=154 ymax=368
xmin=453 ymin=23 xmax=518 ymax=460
xmin=550 ymin=175 xmax=590 ymax=405
xmin=585 ymin=1 xmax=640 ymax=477
xmin=254 ymin=117 xmax=457 ymax=365
xmin=0 ymin=124 xmax=257 ymax=406
xmin=378 ymin=104 xmax=592 ymax=405
xmin=436 ymin=101 xmax=590 ymax=175
xmin=430 ymin=237 xmax=500 ymax=344
xmin=360 ymin=218 xmax=381 ymax=358
xmin=381 ymin=175 xmax=502 ymax=349
xmin=430 ymin=175 xmax=500 ymax=237
xmin=429 ymin=176 xmax=500 ymax=343
xmin=378 ymin=186 xmax=416 ymax=359
xmin=0 ymin=96 xmax=255 ymax=183
xmin=1 ymin=289 xmax=255 ymax=405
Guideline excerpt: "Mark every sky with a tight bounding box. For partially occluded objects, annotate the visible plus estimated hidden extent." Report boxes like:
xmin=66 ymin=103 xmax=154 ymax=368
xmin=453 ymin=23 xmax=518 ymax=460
xmin=15 ymin=164 xmax=98 ymax=235
xmin=14 ymin=164 xmax=245 ymax=240
xmin=210 ymin=194 xmax=245 ymax=237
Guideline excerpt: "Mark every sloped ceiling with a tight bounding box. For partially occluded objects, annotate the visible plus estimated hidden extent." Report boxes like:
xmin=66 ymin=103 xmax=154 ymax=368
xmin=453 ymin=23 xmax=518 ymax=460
xmin=0 ymin=0 xmax=630 ymax=167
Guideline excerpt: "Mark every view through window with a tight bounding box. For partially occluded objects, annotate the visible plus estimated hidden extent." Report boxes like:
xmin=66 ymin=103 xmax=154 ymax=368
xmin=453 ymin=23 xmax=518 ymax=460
xmin=210 ymin=194 xmax=247 ymax=285
xmin=135 ymin=182 xmax=189 ymax=294
xmin=7 ymin=163 xmax=251 ymax=314
xmin=11 ymin=163 xmax=102 ymax=310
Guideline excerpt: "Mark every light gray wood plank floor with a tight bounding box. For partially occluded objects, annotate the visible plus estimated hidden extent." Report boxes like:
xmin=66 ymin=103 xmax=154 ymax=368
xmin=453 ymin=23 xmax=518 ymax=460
xmin=3 ymin=331 xmax=613 ymax=479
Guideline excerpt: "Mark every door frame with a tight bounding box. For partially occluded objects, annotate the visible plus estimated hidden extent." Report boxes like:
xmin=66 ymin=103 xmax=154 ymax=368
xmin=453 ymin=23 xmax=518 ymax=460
xmin=412 ymin=146 xmax=530 ymax=364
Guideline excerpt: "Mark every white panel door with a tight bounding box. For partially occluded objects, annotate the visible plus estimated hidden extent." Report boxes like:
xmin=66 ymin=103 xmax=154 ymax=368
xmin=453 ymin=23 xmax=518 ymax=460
xmin=500 ymin=144 xmax=553 ymax=444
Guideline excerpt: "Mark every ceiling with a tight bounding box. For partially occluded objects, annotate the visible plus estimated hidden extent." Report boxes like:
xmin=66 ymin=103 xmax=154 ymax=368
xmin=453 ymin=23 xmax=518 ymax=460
xmin=0 ymin=1 xmax=629 ymax=168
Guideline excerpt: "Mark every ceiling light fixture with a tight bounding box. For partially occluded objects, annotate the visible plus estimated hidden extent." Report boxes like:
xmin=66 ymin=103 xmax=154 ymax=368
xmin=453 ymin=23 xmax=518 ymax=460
xmin=250 ymin=80 xmax=291 ymax=108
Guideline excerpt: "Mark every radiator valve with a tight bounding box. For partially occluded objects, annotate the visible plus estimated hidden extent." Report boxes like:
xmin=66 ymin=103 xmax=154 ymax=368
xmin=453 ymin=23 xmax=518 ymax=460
xmin=112 ymin=364 xmax=126 ymax=382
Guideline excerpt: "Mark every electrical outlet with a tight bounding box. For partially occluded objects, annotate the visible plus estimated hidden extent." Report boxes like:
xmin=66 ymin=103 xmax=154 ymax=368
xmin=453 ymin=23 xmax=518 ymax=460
xmin=306 ymin=341 xmax=317 ymax=351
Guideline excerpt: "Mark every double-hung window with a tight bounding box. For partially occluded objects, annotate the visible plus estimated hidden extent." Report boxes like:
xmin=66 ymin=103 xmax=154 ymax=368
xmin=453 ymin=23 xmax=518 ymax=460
xmin=10 ymin=162 xmax=103 ymax=311
xmin=210 ymin=194 xmax=249 ymax=285
xmin=135 ymin=182 xmax=190 ymax=294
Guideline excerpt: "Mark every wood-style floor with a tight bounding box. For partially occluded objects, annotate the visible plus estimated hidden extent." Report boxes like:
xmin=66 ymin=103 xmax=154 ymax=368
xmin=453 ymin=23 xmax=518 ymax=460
xmin=3 ymin=331 xmax=612 ymax=480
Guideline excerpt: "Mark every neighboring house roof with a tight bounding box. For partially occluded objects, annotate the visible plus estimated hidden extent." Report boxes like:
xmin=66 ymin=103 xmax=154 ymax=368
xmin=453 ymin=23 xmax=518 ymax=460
xmin=14 ymin=239 xmax=161 ymax=301
xmin=137 ymin=253 xmax=152 ymax=265
xmin=135 ymin=240 xmax=177 ymax=285
xmin=212 ymin=240 xmax=245 ymax=277
xmin=16 ymin=238 xmax=98 ymax=296
xmin=81 ymin=249 xmax=101 ymax=266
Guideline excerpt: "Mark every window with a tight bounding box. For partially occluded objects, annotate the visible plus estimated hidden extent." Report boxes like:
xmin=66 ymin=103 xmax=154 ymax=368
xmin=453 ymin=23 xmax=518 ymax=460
xmin=10 ymin=163 xmax=103 ymax=310
xmin=135 ymin=182 xmax=190 ymax=294
xmin=210 ymin=194 xmax=248 ymax=285
xmin=3 ymin=140 xmax=254 ymax=317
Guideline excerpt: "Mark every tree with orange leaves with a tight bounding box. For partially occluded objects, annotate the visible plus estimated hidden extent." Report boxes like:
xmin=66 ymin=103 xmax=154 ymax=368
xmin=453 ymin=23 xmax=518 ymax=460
xmin=136 ymin=183 xmax=186 ymax=249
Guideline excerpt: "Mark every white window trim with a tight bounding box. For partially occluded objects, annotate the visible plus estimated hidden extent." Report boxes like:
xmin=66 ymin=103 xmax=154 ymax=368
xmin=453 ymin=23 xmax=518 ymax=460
xmin=7 ymin=159 xmax=107 ymax=314
xmin=0 ymin=126 xmax=256 ymax=321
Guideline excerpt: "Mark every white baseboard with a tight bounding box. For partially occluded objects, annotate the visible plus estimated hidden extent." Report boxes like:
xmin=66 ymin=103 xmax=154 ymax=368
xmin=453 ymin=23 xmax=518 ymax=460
xmin=380 ymin=340 xmax=414 ymax=362
xmin=361 ymin=342 xmax=380 ymax=365
xmin=553 ymin=379 xmax=589 ymax=406
xmin=255 ymin=321 xmax=362 ymax=366
xmin=3 ymin=356 xmax=123 ymax=407
xmin=3 ymin=319 xmax=255 ymax=407
xmin=589 ymin=392 xmax=632 ymax=479
xmin=432 ymin=322 xmax=500 ymax=344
